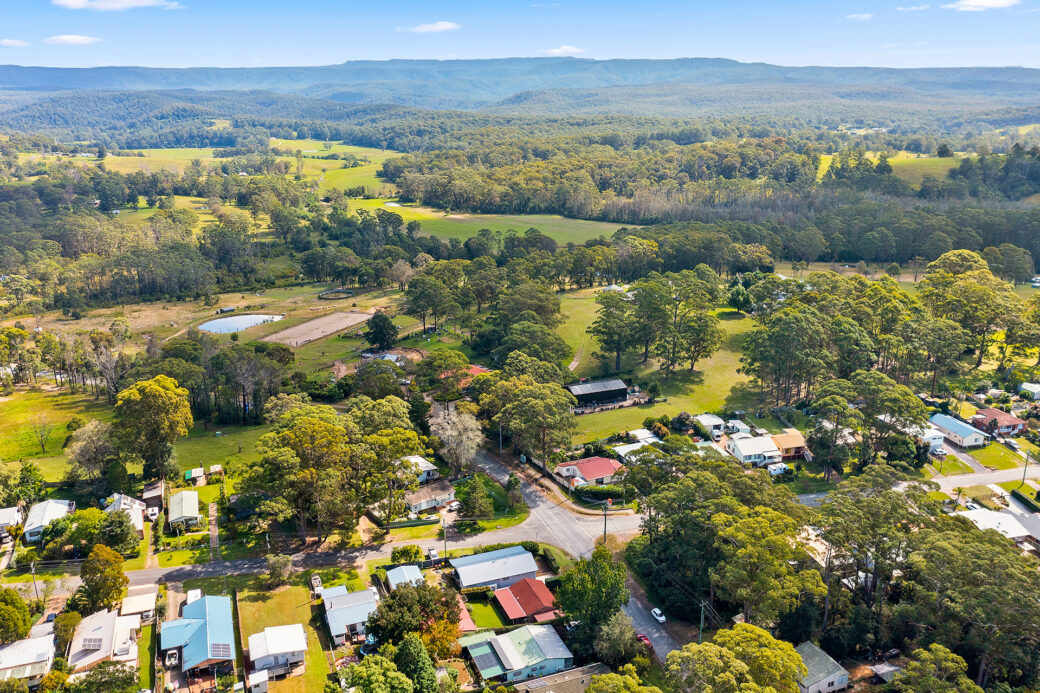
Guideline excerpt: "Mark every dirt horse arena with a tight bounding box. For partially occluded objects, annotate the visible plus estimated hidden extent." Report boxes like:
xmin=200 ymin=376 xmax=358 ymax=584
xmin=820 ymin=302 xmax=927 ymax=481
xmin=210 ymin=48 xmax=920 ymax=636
xmin=262 ymin=311 xmax=372 ymax=346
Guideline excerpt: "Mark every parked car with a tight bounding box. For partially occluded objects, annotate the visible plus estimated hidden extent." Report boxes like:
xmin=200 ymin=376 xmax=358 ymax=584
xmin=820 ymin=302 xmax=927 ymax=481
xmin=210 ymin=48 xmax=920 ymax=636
xmin=44 ymin=613 xmax=56 ymax=623
xmin=446 ymin=501 xmax=461 ymax=512
xmin=1006 ymin=439 xmax=1021 ymax=451
xmin=165 ymin=650 xmax=179 ymax=668
xmin=650 ymin=608 xmax=666 ymax=623
xmin=636 ymin=634 xmax=653 ymax=650
xmin=427 ymin=548 xmax=439 ymax=560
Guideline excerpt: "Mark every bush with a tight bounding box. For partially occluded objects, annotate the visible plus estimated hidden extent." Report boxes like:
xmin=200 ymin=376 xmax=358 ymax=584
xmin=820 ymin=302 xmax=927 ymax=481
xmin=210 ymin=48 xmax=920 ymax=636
xmin=578 ymin=485 xmax=628 ymax=501
xmin=460 ymin=586 xmax=493 ymax=596
xmin=391 ymin=545 xmax=424 ymax=564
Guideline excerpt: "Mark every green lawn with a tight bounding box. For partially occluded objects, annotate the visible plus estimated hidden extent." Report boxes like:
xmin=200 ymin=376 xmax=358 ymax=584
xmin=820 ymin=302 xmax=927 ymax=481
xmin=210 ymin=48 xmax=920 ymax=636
xmin=0 ymin=387 xmax=114 ymax=463
xmin=304 ymin=567 xmax=367 ymax=592
xmin=389 ymin=524 xmax=441 ymax=541
xmin=888 ymin=156 xmax=962 ymax=186
xmin=138 ymin=625 xmax=155 ymax=690
xmin=970 ymin=443 xmax=1024 ymax=471
xmin=173 ymin=424 xmax=271 ymax=472
xmin=466 ymin=597 xmax=508 ymax=629
xmin=454 ymin=472 xmax=528 ymax=532
xmin=557 ymin=289 xmax=600 ymax=374
xmin=931 ymin=455 xmax=975 ymax=476
xmin=123 ymin=524 xmax=151 ymax=571
xmin=998 ymin=480 xmax=1029 ymax=494
xmin=573 ymin=309 xmax=756 ymax=442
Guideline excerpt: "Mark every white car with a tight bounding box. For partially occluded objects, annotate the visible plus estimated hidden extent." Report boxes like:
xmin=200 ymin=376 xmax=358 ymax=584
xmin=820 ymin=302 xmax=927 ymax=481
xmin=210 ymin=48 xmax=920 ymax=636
xmin=650 ymin=608 xmax=666 ymax=623
xmin=446 ymin=501 xmax=461 ymax=512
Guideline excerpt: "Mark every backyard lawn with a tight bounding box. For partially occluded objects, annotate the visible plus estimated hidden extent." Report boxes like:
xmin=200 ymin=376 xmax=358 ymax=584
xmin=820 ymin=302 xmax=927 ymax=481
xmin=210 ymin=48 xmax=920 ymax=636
xmin=138 ymin=625 xmax=155 ymax=690
xmin=0 ymin=387 xmax=114 ymax=463
xmin=173 ymin=424 xmax=271 ymax=473
xmin=970 ymin=443 xmax=1024 ymax=470
xmin=466 ymin=597 xmax=508 ymax=629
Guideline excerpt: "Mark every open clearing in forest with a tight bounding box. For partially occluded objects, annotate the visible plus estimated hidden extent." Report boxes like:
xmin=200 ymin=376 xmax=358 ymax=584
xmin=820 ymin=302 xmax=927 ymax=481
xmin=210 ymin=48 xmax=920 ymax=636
xmin=262 ymin=310 xmax=372 ymax=346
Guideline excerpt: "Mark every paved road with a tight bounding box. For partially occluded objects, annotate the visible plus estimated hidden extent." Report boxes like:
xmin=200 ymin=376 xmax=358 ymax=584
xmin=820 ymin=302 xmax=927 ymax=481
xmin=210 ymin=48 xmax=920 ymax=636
xmin=932 ymin=464 xmax=1040 ymax=493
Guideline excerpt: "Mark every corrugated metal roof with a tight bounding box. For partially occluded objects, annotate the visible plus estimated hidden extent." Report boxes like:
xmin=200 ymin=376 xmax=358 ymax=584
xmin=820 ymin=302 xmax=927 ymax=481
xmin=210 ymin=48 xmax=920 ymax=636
xmin=161 ymin=595 xmax=234 ymax=671
xmin=566 ymin=379 xmax=627 ymax=397
xmin=169 ymin=490 xmax=199 ymax=522
xmin=451 ymin=547 xmax=537 ymax=588
xmin=386 ymin=565 xmax=423 ymax=590
xmin=931 ymin=413 xmax=988 ymax=440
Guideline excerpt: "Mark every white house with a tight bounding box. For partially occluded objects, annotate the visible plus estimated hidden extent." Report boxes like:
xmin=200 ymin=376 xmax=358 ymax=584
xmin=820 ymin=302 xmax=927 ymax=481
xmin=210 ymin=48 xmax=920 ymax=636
xmin=1021 ymin=383 xmax=1040 ymax=401
xmin=401 ymin=455 xmax=440 ymax=484
xmin=767 ymin=463 xmax=789 ymax=477
xmin=0 ymin=506 xmax=22 ymax=542
xmin=795 ymin=642 xmax=849 ymax=693
xmin=168 ymin=490 xmax=201 ymax=528
xmin=68 ymin=609 xmax=140 ymax=673
xmin=23 ymin=499 xmax=75 ymax=543
xmin=104 ymin=493 xmax=147 ymax=537
xmin=247 ymin=669 xmax=269 ymax=693
xmin=612 ymin=429 xmax=662 ymax=462
xmin=695 ymin=414 xmax=725 ymax=438
xmin=725 ymin=435 xmax=782 ymax=467
xmin=0 ymin=634 xmax=55 ymax=686
xmin=248 ymin=624 xmax=307 ymax=674
xmin=323 ymin=586 xmax=379 ymax=646
xmin=725 ymin=419 xmax=751 ymax=435
xmin=956 ymin=509 xmax=1032 ymax=545
xmin=930 ymin=414 xmax=989 ymax=449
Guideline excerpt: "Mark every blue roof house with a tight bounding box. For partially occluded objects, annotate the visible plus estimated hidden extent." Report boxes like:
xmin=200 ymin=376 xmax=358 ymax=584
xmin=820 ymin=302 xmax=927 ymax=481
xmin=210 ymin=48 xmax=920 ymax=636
xmin=930 ymin=413 xmax=990 ymax=449
xmin=323 ymin=586 xmax=379 ymax=646
xmin=450 ymin=546 xmax=538 ymax=590
xmin=160 ymin=595 xmax=235 ymax=673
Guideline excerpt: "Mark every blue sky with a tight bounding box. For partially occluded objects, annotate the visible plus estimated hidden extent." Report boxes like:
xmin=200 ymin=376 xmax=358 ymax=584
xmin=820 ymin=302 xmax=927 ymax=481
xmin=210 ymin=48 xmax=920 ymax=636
xmin=0 ymin=0 xmax=1037 ymax=68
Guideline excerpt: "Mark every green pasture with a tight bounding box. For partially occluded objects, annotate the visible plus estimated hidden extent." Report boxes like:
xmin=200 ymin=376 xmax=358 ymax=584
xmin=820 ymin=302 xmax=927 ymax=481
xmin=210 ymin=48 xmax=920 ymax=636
xmin=0 ymin=388 xmax=114 ymax=463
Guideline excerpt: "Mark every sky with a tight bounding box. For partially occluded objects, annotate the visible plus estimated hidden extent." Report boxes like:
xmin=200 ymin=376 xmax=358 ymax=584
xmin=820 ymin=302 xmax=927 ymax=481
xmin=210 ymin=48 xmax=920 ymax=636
xmin=0 ymin=0 xmax=1038 ymax=68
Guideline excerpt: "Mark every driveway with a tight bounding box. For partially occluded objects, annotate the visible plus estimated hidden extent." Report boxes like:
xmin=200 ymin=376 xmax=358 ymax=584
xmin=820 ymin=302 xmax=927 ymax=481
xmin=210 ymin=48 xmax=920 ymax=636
xmin=940 ymin=442 xmax=987 ymax=474
xmin=623 ymin=574 xmax=681 ymax=660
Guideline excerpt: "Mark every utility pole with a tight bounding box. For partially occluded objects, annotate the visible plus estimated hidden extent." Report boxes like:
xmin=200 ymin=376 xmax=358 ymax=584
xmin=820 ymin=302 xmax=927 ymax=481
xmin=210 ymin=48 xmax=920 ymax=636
xmin=30 ymin=562 xmax=39 ymax=601
xmin=603 ymin=498 xmax=612 ymax=543
xmin=699 ymin=602 xmax=705 ymax=643
xmin=441 ymin=520 xmax=448 ymax=559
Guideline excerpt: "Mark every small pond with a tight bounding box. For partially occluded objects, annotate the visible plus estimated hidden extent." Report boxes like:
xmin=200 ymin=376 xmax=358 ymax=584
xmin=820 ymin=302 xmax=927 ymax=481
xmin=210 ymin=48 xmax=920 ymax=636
xmin=198 ymin=314 xmax=283 ymax=334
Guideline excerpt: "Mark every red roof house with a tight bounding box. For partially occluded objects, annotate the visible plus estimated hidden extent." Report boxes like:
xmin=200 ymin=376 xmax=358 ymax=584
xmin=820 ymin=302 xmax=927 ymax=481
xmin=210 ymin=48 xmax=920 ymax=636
xmin=972 ymin=408 xmax=1027 ymax=436
xmin=493 ymin=578 xmax=560 ymax=623
xmin=556 ymin=457 xmax=624 ymax=487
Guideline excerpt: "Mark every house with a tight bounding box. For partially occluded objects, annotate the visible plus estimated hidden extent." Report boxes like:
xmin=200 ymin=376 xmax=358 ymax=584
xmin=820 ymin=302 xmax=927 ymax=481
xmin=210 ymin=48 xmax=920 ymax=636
xmin=918 ymin=426 xmax=945 ymax=453
xmin=771 ymin=428 xmax=808 ymax=460
xmin=459 ymin=364 xmax=492 ymax=389
xmin=725 ymin=436 xmax=782 ymax=467
xmin=972 ymin=408 xmax=1027 ymax=437
xmin=930 ymin=414 xmax=990 ymax=448
xmin=377 ymin=353 xmax=405 ymax=366
xmin=956 ymin=509 xmax=1032 ymax=545
xmin=767 ymin=463 xmax=789 ymax=477
xmin=104 ymin=493 xmax=147 ymax=537
xmin=386 ymin=565 xmax=424 ymax=591
xmin=401 ymin=455 xmax=440 ymax=484
xmin=323 ymin=586 xmax=379 ymax=646
xmin=513 ymin=664 xmax=611 ymax=693
xmin=493 ymin=578 xmax=560 ymax=623
xmin=248 ymin=624 xmax=307 ymax=674
xmin=461 ymin=624 xmax=573 ymax=683
xmin=0 ymin=506 xmax=22 ymax=542
xmin=612 ymin=430 xmax=662 ymax=462
xmin=121 ymin=585 xmax=159 ymax=620
xmin=556 ymin=457 xmax=625 ymax=487
xmin=725 ymin=419 xmax=751 ymax=435
xmin=404 ymin=479 xmax=455 ymax=514
xmin=142 ymin=479 xmax=165 ymax=518
xmin=795 ymin=642 xmax=849 ymax=693
xmin=695 ymin=414 xmax=725 ymax=438
xmin=566 ymin=379 xmax=628 ymax=406
xmin=68 ymin=609 xmax=140 ymax=673
xmin=23 ymin=499 xmax=75 ymax=543
xmin=168 ymin=490 xmax=200 ymax=528
xmin=0 ymin=635 xmax=55 ymax=686
xmin=451 ymin=545 xmax=538 ymax=590
xmin=160 ymin=595 xmax=235 ymax=674
xmin=601 ymin=284 xmax=625 ymax=293
xmin=1020 ymin=383 xmax=1040 ymax=401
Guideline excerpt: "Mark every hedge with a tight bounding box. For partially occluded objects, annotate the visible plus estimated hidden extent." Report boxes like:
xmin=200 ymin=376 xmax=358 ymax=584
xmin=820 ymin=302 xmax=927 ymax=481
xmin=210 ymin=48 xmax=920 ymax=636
xmin=1012 ymin=488 xmax=1040 ymax=513
xmin=579 ymin=485 xmax=628 ymax=502
xmin=461 ymin=586 xmax=493 ymax=596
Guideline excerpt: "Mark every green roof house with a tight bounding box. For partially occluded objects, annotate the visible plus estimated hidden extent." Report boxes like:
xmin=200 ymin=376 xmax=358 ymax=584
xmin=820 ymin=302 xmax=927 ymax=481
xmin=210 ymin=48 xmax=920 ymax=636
xmin=460 ymin=625 xmax=572 ymax=683
xmin=795 ymin=642 xmax=849 ymax=693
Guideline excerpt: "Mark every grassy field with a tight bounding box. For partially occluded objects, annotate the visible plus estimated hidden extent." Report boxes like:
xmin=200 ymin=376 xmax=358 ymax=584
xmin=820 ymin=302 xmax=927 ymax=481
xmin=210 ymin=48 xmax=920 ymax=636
xmin=572 ymin=309 xmax=756 ymax=442
xmin=174 ymin=424 xmax=271 ymax=473
xmin=817 ymin=150 xmax=961 ymax=186
xmin=349 ymin=198 xmax=624 ymax=245
xmin=557 ymin=289 xmax=600 ymax=374
xmin=970 ymin=443 xmax=1024 ymax=471
xmin=931 ymin=455 xmax=975 ymax=476
xmin=0 ymin=388 xmax=114 ymax=462
xmin=454 ymin=472 xmax=528 ymax=532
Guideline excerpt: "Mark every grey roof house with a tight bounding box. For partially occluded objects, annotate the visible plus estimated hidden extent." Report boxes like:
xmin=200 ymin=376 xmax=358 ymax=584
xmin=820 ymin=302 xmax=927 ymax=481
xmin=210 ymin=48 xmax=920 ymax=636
xmin=795 ymin=642 xmax=849 ymax=693
xmin=450 ymin=545 xmax=538 ymax=590
xmin=323 ymin=586 xmax=379 ymax=646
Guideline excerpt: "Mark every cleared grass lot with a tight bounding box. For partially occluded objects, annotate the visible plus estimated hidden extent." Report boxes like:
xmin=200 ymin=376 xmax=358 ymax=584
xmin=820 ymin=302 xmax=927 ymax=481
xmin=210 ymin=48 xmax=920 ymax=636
xmin=970 ymin=443 xmax=1024 ymax=471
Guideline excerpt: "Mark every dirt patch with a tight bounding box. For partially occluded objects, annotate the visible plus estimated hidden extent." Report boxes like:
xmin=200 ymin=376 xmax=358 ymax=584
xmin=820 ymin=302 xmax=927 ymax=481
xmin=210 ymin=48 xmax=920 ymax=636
xmin=262 ymin=311 xmax=372 ymax=346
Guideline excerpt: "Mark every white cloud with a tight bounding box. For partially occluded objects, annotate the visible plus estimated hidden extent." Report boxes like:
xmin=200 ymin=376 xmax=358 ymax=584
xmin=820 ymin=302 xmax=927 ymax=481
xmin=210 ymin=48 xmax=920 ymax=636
xmin=52 ymin=0 xmax=182 ymax=9
xmin=399 ymin=21 xmax=460 ymax=33
xmin=896 ymin=4 xmax=931 ymax=9
xmin=44 ymin=34 xmax=102 ymax=44
xmin=847 ymin=12 xmax=874 ymax=20
xmin=0 ymin=39 xmax=28 ymax=47
xmin=942 ymin=0 xmax=1019 ymax=9
xmin=544 ymin=45 xmax=584 ymax=55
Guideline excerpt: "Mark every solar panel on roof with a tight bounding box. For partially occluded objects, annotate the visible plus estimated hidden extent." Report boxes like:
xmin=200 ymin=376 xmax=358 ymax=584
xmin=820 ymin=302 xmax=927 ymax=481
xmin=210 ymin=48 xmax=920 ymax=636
xmin=211 ymin=643 xmax=232 ymax=658
xmin=82 ymin=638 xmax=103 ymax=650
xmin=472 ymin=651 xmax=501 ymax=672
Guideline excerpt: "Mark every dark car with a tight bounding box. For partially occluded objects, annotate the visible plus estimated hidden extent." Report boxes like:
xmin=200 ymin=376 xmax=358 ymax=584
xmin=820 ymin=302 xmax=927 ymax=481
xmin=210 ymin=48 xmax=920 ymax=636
xmin=44 ymin=613 xmax=56 ymax=623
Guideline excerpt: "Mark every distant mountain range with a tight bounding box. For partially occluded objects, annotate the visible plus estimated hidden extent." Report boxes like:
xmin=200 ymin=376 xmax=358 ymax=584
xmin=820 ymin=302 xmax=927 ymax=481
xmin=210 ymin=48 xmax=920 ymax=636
xmin=2 ymin=57 xmax=1039 ymax=112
